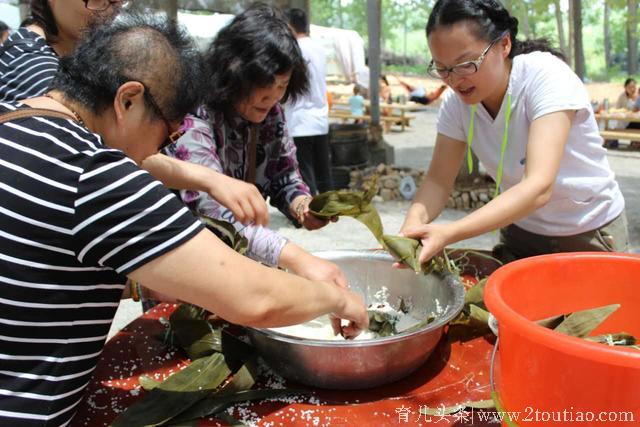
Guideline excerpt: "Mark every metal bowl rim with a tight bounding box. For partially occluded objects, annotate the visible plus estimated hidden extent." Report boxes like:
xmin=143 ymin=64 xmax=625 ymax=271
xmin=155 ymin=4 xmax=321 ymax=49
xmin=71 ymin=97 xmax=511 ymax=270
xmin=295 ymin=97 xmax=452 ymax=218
xmin=247 ymin=249 xmax=465 ymax=347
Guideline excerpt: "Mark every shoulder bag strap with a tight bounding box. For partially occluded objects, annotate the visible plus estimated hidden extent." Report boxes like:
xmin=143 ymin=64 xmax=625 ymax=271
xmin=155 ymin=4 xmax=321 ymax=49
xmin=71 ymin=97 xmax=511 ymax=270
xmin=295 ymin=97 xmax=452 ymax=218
xmin=0 ymin=108 xmax=78 ymax=124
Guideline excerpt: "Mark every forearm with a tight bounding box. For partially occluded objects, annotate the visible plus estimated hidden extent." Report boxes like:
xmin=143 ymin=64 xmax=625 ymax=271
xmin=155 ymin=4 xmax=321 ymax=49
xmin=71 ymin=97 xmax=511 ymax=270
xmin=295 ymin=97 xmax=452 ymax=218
xmin=141 ymin=154 xmax=215 ymax=192
xmin=443 ymin=178 xmax=551 ymax=244
xmin=130 ymin=230 xmax=346 ymax=328
xmin=278 ymin=241 xmax=313 ymax=273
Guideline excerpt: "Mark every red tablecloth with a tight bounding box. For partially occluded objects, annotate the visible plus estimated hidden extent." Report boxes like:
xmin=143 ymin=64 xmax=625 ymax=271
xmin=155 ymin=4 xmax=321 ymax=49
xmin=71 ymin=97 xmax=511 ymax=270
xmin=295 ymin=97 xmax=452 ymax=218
xmin=72 ymin=303 xmax=497 ymax=426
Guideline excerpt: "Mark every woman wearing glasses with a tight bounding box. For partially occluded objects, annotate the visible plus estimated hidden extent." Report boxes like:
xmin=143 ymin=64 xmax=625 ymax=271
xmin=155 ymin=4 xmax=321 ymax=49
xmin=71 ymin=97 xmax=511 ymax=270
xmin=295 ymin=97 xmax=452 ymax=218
xmin=0 ymin=0 xmax=125 ymax=102
xmin=399 ymin=0 xmax=628 ymax=264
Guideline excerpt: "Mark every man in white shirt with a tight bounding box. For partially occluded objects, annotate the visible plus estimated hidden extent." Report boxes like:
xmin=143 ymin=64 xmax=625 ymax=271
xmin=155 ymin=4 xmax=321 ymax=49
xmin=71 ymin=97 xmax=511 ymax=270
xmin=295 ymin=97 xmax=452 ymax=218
xmin=285 ymin=8 xmax=332 ymax=194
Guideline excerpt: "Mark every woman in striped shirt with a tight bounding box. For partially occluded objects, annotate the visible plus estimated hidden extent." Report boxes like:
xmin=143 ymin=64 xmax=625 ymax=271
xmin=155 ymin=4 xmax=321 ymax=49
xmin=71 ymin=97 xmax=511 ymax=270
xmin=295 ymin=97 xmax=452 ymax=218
xmin=0 ymin=16 xmax=367 ymax=426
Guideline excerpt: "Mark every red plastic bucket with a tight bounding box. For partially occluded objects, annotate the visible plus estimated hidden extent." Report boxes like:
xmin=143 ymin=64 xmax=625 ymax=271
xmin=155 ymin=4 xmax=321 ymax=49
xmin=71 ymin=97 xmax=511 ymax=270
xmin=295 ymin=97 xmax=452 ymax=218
xmin=485 ymin=253 xmax=640 ymax=426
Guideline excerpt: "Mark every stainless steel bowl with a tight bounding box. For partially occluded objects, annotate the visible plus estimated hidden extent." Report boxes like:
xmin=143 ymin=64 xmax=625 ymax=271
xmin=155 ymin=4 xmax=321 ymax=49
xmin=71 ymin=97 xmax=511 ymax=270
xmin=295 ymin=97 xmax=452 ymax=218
xmin=246 ymin=250 xmax=465 ymax=389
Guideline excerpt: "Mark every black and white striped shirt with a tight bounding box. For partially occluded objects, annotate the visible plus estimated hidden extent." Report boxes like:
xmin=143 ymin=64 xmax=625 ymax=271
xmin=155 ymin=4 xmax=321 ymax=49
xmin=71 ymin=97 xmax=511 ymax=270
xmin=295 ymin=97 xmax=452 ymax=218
xmin=0 ymin=102 xmax=203 ymax=426
xmin=0 ymin=28 xmax=59 ymax=102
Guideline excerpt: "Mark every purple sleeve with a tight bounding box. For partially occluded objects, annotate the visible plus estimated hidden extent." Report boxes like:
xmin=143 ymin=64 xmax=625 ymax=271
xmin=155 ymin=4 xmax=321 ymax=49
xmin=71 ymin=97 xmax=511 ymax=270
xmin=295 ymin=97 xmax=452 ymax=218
xmin=166 ymin=114 xmax=288 ymax=267
xmin=266 ymin=106 xmax=311 ymax=219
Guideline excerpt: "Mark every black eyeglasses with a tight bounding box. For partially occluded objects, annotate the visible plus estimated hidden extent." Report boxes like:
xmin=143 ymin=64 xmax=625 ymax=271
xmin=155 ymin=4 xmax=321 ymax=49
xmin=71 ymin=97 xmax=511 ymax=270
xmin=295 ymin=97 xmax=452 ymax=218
xmin=142 ymin=85 xmax=185 ymax=151
xmin=83 ymin=0 xmax=129 ymax=12
xmin=427 ymin=31 xmax=509 ymax=79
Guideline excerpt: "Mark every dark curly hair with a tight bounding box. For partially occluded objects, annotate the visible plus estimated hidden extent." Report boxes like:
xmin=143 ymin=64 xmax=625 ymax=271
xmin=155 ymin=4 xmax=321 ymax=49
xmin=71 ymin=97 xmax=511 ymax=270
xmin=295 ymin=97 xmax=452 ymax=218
xmin=203 ymin=3 xmax=309 ymax=114
xmin=426 ymin=0 xmax=565 ymax=61
xmin=51 ymin=13 xmax=204 ymax=123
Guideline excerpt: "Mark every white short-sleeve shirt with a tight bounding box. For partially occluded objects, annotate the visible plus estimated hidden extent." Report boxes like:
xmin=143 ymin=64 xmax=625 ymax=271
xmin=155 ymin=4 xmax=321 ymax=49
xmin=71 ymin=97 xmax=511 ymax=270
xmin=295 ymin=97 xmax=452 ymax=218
xmin=285 ymin=36 xmax=329 ymax=137
xmin=437 ymin=51 xmax=624 ymax=236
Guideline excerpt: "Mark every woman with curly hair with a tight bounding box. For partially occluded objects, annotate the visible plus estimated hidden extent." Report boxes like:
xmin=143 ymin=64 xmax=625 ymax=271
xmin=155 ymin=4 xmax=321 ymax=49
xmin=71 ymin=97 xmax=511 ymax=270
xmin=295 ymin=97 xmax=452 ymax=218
xmin=166 ymin=3 xmax=349 ymax=290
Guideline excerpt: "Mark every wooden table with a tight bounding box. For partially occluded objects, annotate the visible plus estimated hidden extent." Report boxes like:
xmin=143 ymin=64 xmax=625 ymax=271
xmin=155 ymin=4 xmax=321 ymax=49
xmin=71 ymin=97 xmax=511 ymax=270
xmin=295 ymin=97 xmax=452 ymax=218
xmin=72 ymin=307 xmax=498 ymax=426
xmin=331 ymin=100 xmax=420 ymax=132
xmin=594 ymin=111 xmax=640 ymax=145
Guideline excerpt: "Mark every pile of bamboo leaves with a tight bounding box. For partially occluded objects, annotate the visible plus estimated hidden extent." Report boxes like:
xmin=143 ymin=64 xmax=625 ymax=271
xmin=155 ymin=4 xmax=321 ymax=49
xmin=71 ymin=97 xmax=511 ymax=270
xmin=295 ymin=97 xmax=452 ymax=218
xmin=111 ymin=217 xmax=308 ymax=426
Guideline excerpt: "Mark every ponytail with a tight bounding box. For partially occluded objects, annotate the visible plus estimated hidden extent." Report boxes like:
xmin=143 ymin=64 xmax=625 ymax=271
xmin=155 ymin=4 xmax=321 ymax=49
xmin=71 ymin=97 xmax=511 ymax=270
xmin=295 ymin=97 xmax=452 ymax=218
xmin=427 ymin=0 xmax=565 ymax=61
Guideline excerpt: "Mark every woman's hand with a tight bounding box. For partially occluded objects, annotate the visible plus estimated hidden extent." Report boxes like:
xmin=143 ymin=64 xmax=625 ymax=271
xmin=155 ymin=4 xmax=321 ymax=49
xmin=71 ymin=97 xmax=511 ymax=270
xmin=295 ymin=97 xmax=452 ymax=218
xmin=290 ymin=195 xmax=337 ymax=230
xmin=402 ymin=222 xmax=452 ymax=265
xmin=279 ymin=243 xmax=355 ymax=336
xmin=205 ymin=173 xmax=269 ymax=226
xmin=141 ymin=154 xmax=269 ymax=226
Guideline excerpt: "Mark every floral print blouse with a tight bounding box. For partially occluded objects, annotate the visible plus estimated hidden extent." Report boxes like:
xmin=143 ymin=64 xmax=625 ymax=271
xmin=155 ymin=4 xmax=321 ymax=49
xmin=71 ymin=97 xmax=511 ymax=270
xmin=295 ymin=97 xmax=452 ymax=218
xmin=165 ymin=104 xmax=310 ymax=266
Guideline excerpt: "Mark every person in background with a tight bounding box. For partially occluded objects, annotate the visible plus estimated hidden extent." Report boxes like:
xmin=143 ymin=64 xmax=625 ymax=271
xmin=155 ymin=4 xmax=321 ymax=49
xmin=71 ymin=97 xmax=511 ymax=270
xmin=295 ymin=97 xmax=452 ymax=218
xmin=397 ymin=78 xmax=448 ymax=105
xmin=0 ymin=15 xmax=368 ymax=425
xmin=606 ymin=78 xmax=640 ymax=149
xmin=379 ymin=74 xmax=393 ymax=104
xmin=284 ymin=8 xmax=332 ymax=195
xmin=0 ymin=21 xmax=9 ymax=44
xmin=348 ymin=84 xmax=366 ymax=118
xmin=399 ymin=0 xmax=628 ymax=266
xmin=166 ymin=4 xmax=350 ymax=294
xmin=615 ymin=78 xmax=637 ymax=111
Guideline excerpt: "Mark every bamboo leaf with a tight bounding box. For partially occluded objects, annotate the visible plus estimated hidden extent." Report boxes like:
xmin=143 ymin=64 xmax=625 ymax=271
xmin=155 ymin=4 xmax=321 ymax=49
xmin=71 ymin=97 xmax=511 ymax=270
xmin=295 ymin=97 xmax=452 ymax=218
xmin=464 ymin=278 xmax=487 ymax=307
xmin=198 ymin=216 xmax=248 ymax=255
xmin=168 ymin=389 xmax=310 ymax=425
xmin=466 ymin=399 xmax=496 ymax=409
xmin=553 ymin=304 xmax=620 ymax=338
xmin=111 ymin=353 xmax=231 ymax=427
xmin=381 ymin=234 xmax=423 ymax=272
xmin=536 ymin=314 xmax=566 ymax=330
xmin=169 ymin=304 xmax=221 ymax=360
xmin=215 ymin=413 xmax=246 ymax=426
xmin=309 ymin=177 xmax=384 ymax=240
xmin=138 ymin=375 xmax=161 ymax=391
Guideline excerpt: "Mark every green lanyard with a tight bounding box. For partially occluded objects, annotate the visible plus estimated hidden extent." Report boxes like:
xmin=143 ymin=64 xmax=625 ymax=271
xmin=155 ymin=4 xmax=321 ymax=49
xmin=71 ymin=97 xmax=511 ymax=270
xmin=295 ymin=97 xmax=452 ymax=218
xmin=466 ymin=93 xmax=512 ymax=198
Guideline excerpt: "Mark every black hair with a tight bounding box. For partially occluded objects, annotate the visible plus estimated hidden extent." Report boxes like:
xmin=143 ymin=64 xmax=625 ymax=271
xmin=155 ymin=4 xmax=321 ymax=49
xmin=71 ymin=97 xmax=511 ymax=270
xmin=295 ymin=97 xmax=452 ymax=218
xmin=203 ymin=3 xmax=309 ymax=114
xmin=29 ymin=0 xmax=58 ymax=42
xmin=426 ymin=0 xmax=565 ymax=61
xmin=51 ymin=14 xmax=204 ymax=123
xmin=0 ymin=20 xmax=9 ymax=35
xmin=286 ymin=8 xmax=308 ymax=34
xmin=624 ymin=78 xmax=636 ymax=87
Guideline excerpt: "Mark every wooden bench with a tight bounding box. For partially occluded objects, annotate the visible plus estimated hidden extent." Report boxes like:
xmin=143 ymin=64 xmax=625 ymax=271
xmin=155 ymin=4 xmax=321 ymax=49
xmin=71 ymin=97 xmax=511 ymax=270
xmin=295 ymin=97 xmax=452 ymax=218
xmin=329 ymin=111 xmax=416 ymax=132
xmin=599 ymin=129 xmax=640 ymax=142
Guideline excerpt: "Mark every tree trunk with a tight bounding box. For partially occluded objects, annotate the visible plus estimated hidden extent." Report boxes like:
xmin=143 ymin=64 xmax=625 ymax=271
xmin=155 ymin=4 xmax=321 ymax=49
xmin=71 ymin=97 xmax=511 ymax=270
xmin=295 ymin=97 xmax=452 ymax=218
xmin=628 ymin=0 xmax=638 ymax=74
xmin=367 ymin=0 xmax=381 ymax=128
xmin=337 ymin=0 xmax=344 ymax=28
xmin=166 ymin=0 xmax=178 ymax=20
xmin=572 ymin=0 xmax=586 ymax=79
xmin=554 ymin=0 xmax=567 ymax=58
xmin=604 ymin=0 xmax=612 ymax=70
xmin=19 ymin=0 xmax=30 ymax=23
xmin=567 ymin=0 xmax=574 ymax=69
xmin=520 ymin=2 xmax=533 ymax=39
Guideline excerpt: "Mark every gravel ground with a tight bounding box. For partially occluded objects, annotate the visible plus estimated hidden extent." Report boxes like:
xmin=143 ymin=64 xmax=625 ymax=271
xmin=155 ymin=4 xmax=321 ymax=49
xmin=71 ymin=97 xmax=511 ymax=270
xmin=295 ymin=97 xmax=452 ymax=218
xmin=108 ymin=105 xmax=640 ymax=338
